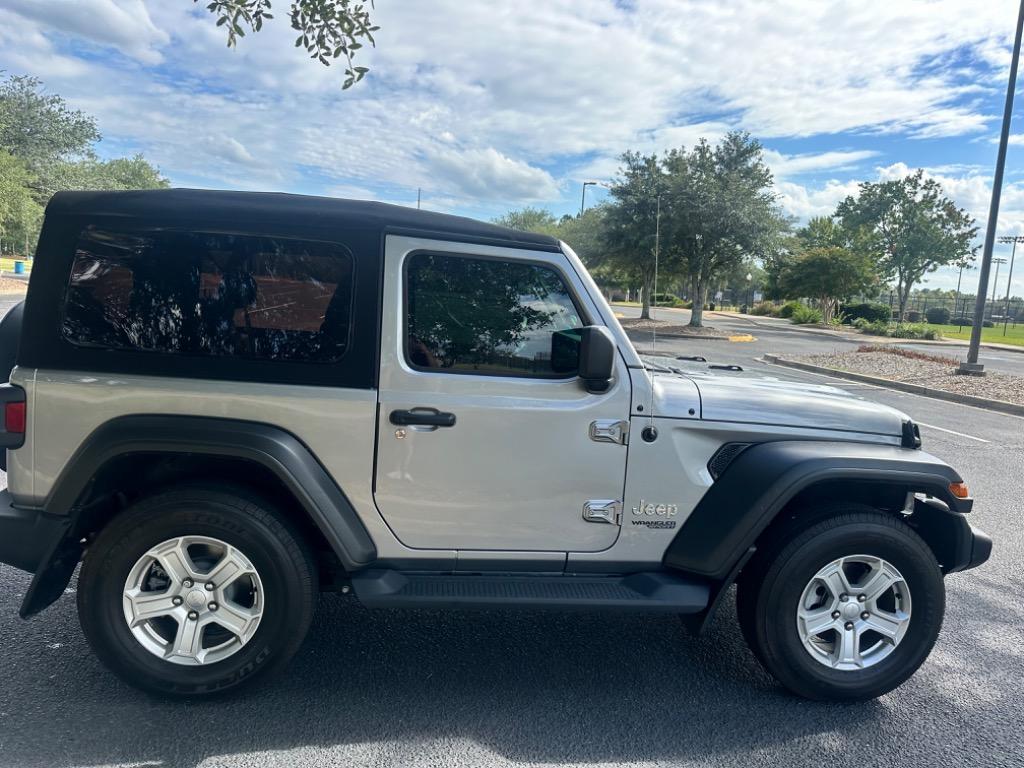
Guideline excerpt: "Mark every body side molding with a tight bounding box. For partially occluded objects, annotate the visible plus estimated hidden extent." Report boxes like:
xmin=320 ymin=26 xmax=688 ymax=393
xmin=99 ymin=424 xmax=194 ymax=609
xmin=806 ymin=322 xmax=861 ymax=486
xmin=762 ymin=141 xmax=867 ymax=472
xmin=664 ymin=440 xmax=969 ymax=580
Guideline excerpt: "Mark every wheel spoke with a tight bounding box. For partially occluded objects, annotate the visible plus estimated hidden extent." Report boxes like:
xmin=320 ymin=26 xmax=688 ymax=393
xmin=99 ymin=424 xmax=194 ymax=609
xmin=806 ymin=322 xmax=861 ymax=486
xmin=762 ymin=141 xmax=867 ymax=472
xmin=124 ymin=589 xmax=179 ymax=625
xmin=836 ymin=625 xmax=862 ymax=667
xmin=822 ymin=564 xmax=853 ymax=599
xmin=154 ymin=538 xmax=197 ymax=586
xmin=860 ymin=565 xmax=897 ymax=602
xmin=863 ymin=610 xmax=906 ymax=643
xmin=168 ymin=614 xmax=205 ymax=661
xmin=212 ymin=601 xmax=260 ymax=639
xmin=205 ymin=547 xmax=250 ymax=590
xmin=799 ymin=606 xmax=837 ymax=637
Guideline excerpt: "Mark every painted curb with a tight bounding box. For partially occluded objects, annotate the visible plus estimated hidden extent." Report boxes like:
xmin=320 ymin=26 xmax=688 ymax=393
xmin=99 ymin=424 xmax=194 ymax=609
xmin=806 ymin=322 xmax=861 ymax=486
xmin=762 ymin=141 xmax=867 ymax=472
xmin=762 ymin=354 xmax=1024 ymax=418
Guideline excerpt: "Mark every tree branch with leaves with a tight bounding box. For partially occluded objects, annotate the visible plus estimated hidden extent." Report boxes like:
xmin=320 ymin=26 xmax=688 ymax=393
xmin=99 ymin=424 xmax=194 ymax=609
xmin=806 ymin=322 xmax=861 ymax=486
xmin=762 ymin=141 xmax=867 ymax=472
xmin=198 ymin=0 xmax=379 ymax=89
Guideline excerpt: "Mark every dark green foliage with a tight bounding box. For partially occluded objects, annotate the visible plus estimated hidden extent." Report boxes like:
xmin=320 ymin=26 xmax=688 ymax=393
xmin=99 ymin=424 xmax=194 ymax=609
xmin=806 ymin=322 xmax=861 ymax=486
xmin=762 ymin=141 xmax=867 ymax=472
xmin=842 ymin=302 xmax=892 ymax=324
xmin=197 ymin=1 xmax=379 ymax=89
xmin=837 ymin=170 xmax=977 ymax=319
xmin=925 ymin=307 xmax=951 ymax=325
xmin=778 ymin=300 xmax=802 ymax=318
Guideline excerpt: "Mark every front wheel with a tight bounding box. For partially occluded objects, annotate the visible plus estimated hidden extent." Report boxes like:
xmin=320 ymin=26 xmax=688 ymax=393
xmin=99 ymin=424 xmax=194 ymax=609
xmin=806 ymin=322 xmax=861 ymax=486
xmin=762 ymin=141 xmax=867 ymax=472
xmin=78 ymin=486 xmax=318 ymax=697
xmin=737 ymin=507 xmax=945 ymax=701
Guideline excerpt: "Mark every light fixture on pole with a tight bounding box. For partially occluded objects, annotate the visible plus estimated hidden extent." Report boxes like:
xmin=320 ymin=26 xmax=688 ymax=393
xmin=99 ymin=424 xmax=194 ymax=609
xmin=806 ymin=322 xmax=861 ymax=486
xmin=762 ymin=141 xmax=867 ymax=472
xmin=746 ymin=272 xmax=753 ymax=312
xmin=580 ymin=181 xmax=597 ymax=217
xmin=960 ymin=0 xmax=1024 ymax=375
xmin=998 ymin=235 xmax=1024 ymax=334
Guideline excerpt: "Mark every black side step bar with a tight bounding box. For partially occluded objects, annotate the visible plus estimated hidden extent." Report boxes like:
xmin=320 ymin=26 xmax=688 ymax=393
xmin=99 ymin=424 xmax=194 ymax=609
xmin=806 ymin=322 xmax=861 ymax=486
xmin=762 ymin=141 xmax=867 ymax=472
xmin=350 ymin=570 xmax=710 ymax=613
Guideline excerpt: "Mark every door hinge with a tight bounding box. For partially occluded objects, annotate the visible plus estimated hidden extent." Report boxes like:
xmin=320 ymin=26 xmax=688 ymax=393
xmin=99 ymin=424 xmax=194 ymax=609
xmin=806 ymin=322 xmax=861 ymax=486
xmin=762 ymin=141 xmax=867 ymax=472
xmin=589 ymin=419 xmax=629 ymax=445
xmin=582 ymin=500 xmax=622 ymax=525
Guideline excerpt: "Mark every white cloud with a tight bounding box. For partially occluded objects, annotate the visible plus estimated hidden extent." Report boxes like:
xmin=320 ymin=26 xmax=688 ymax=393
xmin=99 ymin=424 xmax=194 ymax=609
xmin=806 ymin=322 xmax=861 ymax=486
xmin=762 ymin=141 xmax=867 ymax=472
xmin=3 ymin=0 xmax=168 ymax=65
xmin=1 ymin=0 xmax=1023 ymax=217
xmin=764 ymin=149 xmax=880 ymax=178
xmin=426 ymin=147 xmax=559 ymax=201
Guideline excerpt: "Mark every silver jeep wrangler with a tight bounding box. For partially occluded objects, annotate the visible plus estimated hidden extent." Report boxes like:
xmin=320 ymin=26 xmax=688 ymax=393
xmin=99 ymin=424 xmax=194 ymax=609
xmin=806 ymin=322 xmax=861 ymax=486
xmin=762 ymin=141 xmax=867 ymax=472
xmin=0 ymin=189 xmax=991 ymax=700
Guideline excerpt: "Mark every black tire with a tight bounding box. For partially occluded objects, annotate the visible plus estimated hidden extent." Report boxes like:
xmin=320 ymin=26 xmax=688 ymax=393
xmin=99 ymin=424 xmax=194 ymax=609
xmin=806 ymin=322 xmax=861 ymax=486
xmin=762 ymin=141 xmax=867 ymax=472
xmin=736 ymin=505 xmax=944 ymax=701
xmin=78 ymin=485 xmax=317 ymax=697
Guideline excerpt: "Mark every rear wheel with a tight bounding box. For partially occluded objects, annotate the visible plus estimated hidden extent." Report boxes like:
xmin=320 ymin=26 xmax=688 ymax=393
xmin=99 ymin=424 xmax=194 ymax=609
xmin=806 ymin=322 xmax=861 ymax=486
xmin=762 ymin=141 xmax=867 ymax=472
xmin=78 ymin=486 xmax=317 ymax=696
xmin=737 ymin=505 xmax=944 ymax=701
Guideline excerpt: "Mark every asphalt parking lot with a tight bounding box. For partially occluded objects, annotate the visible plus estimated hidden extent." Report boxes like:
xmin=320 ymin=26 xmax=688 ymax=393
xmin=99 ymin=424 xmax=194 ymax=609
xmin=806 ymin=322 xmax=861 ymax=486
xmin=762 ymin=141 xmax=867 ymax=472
xmin=0 ymin=307 xmax=1022 ymax=768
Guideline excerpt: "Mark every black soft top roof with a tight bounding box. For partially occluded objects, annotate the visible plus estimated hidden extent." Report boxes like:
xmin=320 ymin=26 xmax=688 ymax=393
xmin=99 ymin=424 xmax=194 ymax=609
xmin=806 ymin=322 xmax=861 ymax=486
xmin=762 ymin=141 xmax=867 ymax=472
xmin=45 ymin=188 xmax=560 ymax=250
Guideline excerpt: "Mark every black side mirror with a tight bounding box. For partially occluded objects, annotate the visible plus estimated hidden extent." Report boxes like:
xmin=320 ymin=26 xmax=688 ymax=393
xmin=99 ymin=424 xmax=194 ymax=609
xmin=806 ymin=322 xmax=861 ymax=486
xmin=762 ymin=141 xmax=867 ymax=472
xmin=551 ymin=326 xmax=616 ymax=392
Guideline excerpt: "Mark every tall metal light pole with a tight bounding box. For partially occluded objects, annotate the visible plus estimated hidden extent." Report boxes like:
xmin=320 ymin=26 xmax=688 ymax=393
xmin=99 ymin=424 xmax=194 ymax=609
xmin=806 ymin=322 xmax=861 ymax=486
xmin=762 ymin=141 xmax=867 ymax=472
xmin=992 ymin=256 xmax=1008 ymax=307
xmin=580 ymin=181 xmax=597 ymax=217
xmin=954 ymin=259 xmax=968 ymax=330
xmin=999 ymin=235 xmax=1024 ymax=334
xmin=961 ymin=0 xmax=1024 ymax=374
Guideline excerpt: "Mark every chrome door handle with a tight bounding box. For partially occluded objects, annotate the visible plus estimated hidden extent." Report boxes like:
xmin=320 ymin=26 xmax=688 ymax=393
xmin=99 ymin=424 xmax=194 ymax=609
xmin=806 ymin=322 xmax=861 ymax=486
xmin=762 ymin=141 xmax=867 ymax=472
xmin=389 ymin=408 xmax=456 ymax=427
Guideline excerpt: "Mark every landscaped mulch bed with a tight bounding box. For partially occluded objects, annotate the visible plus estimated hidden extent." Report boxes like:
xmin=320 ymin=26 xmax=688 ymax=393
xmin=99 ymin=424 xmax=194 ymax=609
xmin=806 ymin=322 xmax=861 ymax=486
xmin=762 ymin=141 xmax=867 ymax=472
xmin=619 ymin=318 xmax=731 ymax=338
xmin=794 ymin=346 xmax=1024 ymax=406
xmin=0 ymin=277 xmax=28 ymax=296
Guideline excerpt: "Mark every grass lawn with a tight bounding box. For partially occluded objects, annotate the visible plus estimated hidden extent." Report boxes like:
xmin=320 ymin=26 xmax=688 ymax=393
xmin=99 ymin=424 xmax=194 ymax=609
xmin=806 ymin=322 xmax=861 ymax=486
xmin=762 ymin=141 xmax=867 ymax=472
xmin=936 ymin=323 xmax=1024 ymax=347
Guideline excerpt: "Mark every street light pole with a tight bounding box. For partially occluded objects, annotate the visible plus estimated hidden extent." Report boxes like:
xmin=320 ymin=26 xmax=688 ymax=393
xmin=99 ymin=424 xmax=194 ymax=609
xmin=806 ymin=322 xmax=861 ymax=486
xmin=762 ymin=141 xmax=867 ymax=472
xmin=580 ymin=181 xmax=597 ymax=217
xmin=961 ymin=0 xmax=1024 ymax=374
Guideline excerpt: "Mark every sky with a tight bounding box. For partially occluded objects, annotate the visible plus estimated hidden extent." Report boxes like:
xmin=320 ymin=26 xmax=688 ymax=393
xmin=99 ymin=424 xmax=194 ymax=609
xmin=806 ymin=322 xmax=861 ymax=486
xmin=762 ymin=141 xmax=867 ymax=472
xmin=2 ymin=0 xmax=1024 ymax=293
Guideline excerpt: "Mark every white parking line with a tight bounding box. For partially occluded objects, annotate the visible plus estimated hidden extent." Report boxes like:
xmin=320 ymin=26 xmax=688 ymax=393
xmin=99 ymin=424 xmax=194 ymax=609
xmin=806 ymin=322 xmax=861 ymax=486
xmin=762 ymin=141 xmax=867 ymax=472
xmin=915 ymin=422 xmax=990 ymax=443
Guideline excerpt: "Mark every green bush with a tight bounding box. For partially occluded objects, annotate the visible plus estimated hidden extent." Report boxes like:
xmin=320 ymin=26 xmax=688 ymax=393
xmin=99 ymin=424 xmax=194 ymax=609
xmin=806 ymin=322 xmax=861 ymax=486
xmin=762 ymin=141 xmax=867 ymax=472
xmin=905 ymin=310 xmax=922 ymax=322
xmin=925 ymin=307 xmax=951 ymax=325
xmin=790 ymin=304 xmax=823 ymax=324
xmin=778 ymin=300 xmax=803 ymax=318
xmin=982 ymin=319 xmax=995 ymax=328
xmin=750 ymin=301 xmax=776 ymax=316
xmin=951 ymin=316 xmax=972 ymax=326
xmin=651 ymin=292 xmax=685 ymax=307
xmin=852 ymin=319 xmax=940 ymax=340
xmin=841 ymin=302 xmax=891 ymax=324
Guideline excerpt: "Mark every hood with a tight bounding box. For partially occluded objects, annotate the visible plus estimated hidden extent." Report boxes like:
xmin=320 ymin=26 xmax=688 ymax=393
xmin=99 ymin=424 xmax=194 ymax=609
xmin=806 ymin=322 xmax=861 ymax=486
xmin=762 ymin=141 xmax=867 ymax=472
xmin=644 ymin=357 xmax=909 ymax=437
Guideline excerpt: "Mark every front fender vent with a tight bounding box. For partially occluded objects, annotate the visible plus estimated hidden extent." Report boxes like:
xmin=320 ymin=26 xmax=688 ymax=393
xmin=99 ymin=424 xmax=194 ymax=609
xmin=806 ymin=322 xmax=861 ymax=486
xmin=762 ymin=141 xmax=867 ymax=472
xmin=707 ymin=442 xmax=752 ymax=480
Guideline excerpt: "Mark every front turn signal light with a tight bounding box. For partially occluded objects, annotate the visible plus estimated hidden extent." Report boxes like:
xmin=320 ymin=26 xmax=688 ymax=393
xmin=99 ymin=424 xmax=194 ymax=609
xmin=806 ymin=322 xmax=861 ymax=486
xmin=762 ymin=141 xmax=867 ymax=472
xmin=949 ymin=482 xmax=970 ymax=499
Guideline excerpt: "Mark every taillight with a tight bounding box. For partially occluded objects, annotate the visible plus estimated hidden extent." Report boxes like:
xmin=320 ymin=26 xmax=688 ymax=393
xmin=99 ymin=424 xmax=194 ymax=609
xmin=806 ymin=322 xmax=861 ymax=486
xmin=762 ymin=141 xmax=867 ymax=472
xmin=5 ymin=401 xmax=25 ymax=433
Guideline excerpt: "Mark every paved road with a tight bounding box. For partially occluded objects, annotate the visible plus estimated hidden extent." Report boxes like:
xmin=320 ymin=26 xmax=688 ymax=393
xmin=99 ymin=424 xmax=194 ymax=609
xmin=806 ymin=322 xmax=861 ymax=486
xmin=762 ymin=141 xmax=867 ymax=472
xmin=617 ymin=304 xmax=1024 ymax=376
xmin=1 ymin=306 xmax=1022 ymax=767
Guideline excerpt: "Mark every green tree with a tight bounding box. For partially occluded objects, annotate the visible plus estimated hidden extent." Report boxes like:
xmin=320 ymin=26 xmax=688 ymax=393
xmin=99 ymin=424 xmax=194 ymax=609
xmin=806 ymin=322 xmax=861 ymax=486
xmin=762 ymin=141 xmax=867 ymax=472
xmin=492 ymin=207 xmax=560 ymax=236
xmin=600 ymin=151 xmax=671 ymax=320
xmin=0 ymin=74 xmax=100 ymax=197
xmin=50 ymin=155 xmax=169 ymax=192
xmin=776 ymin=245 xmax=877 ymax=324
xmin=0 ymin=150 xmax=42 ymax=255
xmin=197 ymin=1 xmax=379 ymax=89
xmin=662 ymin=132 xmax=787 ymax=327
xmin=0 ymin=74 xmax=169 ymax=255
xmin=556 ymin=206 xmax=608 ymax=266
xmin=837 ymin=169 xmax=978 ymax=320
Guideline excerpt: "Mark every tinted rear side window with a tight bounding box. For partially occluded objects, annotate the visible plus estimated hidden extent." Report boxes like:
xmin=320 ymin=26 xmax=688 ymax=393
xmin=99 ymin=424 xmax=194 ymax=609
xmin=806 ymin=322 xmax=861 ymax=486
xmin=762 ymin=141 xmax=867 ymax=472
xmin=62 ymin=228 xmax=354 ymax=364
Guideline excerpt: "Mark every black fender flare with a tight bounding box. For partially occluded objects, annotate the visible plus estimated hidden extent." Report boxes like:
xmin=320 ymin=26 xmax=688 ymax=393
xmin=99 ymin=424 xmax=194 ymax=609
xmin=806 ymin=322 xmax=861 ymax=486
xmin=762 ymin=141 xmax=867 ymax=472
xmin=664 ymin=440 xmax=971 ymax=581
xmin=21 ymin=415 xmax=377 ymax=617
